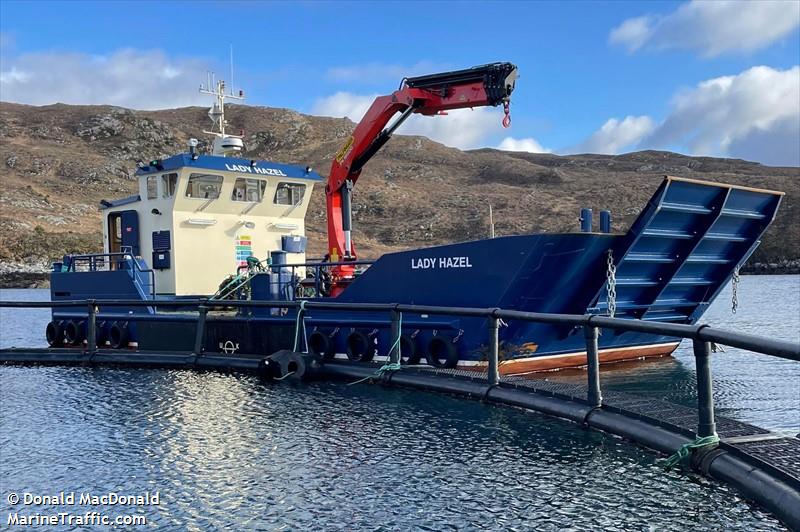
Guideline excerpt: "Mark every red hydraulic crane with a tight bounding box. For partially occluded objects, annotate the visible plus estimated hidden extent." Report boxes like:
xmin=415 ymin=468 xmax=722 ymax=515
xmin=324 ymin=62 xmax=519 ymax=295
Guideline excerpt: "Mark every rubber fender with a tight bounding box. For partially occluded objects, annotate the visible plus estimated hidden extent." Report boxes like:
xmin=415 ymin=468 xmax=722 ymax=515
xmin=346 ymin=331 xmax=375 ymax=362
xmin=64 ymin=320 xmax=86 ymax=346
xmin=95 ymin=321 xmax=108 ymax=347
xmin=308 ymin=331 xmax=336 ymax=360
xmin=109 ymin=322 xmax=129 ymax=350
xmin=400 ymin=334 xmax=420 ymax=365
xmin=267 ymin=350 xmax=323 ymax=381
xmin=258 ymin=358 xmax=282 ymax=380
xmin=426 ymin=336 xmax=459 ymax=369
xmin=45 ymin=321 xmax=64 ymax=348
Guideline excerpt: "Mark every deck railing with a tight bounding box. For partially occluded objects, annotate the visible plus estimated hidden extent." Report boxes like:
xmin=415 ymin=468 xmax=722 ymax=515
xmin=59 ymin=250 xmax=156 ymax=299
xmin=229 ymin=259 xmax=376 ymax=299
xmin=1 ymin=297 xmax=798 ymax=442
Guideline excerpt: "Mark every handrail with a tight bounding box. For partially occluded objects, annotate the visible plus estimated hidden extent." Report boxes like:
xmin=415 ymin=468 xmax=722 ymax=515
xmin=63 ymin=251 xmax=156 ymax=299
xmin=115 ymin=248 xmax=156 ymax=301
xmin=1 ymin=298 xmax=797 ymax=361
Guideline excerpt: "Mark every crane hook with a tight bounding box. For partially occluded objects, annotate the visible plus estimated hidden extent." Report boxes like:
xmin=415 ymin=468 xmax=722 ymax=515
xmin=502 ymin=101 xmax=511 ymax=128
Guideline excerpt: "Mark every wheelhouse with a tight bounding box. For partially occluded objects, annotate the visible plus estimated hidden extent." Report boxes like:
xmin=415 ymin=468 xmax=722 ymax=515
xmin=100 ymin=153 xmax=323 ymax=296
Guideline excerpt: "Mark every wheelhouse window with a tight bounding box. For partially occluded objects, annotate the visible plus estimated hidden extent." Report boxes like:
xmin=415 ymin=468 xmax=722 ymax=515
xmin=162 ymin=173 xmax=178 ymax=198
xmin=146 ymin=175 xmax=158 ymax=199
xmin=185 ymin=173 xmax=223 ymax=199
xmin=274 ymin=182 xmax=306 ymax=206
xmin=232 ymin=178 xmax=267 ymax=202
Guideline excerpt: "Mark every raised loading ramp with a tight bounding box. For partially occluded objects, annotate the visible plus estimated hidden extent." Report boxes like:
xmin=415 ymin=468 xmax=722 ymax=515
xmin=589 ymin=177 xmax=783 ymax=323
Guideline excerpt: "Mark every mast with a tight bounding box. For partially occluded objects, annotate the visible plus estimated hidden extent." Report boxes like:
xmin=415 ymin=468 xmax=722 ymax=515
xmin=199 ymin=66 xmax=246 ymax=157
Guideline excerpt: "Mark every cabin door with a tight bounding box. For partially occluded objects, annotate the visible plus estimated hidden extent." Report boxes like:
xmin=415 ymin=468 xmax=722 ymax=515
xmin=108 ymin=210 xmax=140 ymax=256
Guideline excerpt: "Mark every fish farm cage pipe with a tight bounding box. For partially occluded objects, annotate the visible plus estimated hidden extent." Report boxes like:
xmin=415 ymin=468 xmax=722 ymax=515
xmin=2 ymin=298 xmax=799 ymax=529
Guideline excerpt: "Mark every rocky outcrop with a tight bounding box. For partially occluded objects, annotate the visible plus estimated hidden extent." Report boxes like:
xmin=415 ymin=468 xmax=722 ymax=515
xmin=0 ymin=260 xmax=51 ymax=288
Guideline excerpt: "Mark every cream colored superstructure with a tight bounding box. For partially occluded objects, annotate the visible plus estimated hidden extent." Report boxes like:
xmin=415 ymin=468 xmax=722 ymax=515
xmin=102 ymin=165 xmax=316 ymax=295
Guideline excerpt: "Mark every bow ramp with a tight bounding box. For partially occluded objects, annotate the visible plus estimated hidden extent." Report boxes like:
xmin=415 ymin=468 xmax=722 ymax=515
xmin=590 ymin=176 xmax=783 ymax=324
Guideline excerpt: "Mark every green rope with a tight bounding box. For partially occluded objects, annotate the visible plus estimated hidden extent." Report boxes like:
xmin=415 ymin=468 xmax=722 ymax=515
xmin=348 ymin=312 xmax=403 ymax=386
xmin=662 ymin=434 xmax=720 ymax=468
xmin=211 ymin=258 xmax=267 ymax=301
xmin=211 ymin=272 xmax=248 ymax=300
xmin=293 ymin=300 xmax=308 ymax=352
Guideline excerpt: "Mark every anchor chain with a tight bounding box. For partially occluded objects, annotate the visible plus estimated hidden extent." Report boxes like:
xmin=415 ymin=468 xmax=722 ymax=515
xmin=731 ymin=266 xmax=740 ymax=314
xmin=606 ymin=250 xmax=617 ymax=318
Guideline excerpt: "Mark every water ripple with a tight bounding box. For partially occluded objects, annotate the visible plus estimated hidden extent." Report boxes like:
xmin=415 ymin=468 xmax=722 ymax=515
xmin=0 ymin=366 xmax=785 ymax=530
xmin=1 ymin=280 xmax=797 ymax=530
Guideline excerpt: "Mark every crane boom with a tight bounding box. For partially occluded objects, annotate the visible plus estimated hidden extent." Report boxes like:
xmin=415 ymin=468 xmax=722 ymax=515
xmin=325 ymin=62 xmax=518 ymax=294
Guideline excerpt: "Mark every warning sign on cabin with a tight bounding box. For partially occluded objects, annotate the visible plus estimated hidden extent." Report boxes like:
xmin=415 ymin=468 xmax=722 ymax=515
xmin=235 ymin=235 xmax=253 ymax=267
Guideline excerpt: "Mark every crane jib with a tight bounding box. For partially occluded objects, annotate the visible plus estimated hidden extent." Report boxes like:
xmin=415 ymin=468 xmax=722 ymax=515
xmin=405 ymin=62 xmax=518 ymax=105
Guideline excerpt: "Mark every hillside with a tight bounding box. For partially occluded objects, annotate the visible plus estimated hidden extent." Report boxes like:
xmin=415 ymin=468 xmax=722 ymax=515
xmin=0 ymin=101 xmax=797 ymax=286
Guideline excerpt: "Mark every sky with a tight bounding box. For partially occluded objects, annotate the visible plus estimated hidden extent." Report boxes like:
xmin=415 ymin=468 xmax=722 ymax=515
xmin=1 ymin=0 xmax=799 ymax=166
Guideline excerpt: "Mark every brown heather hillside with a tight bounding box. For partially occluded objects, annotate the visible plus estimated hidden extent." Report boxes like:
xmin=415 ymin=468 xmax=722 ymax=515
xmin=0 ymin=101 xmax=798 ymax=281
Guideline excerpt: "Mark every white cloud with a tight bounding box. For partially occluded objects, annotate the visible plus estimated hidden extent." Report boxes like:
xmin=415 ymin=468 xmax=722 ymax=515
xmin=325 ymin=61 xmax=451 ymax=83
xmin=610 ymin=0 xmax=800 ymax=57
xmin=645 ymin=65 xmax=800 ymax=165
xmin=311 ymin=91 xmax=378 ymax=122
xmin=496 ymin=137 xmax=550 ymax=153
xmin=0 ymin=48 xmax=210 ymax=109
xmin=401 ymin=108 xmax=502 ymax=150
xmin=567 ymin=116 xmax=655 ymax=155
xmin=567 ymin=66 xmax=800 ymax=166
xmin=726 ymin=115 xmax=800 ymax=167
xmin=312 ymin=91 xmax=507 ymax=149
xmin=609 ymin=16 xmax=653 ymax=52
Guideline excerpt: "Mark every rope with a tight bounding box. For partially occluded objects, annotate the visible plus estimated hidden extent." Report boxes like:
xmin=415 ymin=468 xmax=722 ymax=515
xmin=211 ymin=272 xmax=248 ymax=300
xmin=274 ymin=371 xmax=296 ymax=381
xmin=211 ymin=258 xmax=266 ymax=301
xmin=348 ymin=312 xmax=403 ymax=386
xmin=293 ymin=300 xmax=307 ymax=352
xmin=661 ymin=434 xmax=720 ymax=468
xmin=385 ymin=312 xmax=402 ymax=361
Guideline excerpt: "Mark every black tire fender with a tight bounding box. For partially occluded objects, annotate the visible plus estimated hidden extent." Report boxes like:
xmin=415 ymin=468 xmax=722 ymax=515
xmin=95 ymin=321 xmax=108 ymax=347
xmin=46 ymin=321 xmax=64 ymax=348
xmin=400 ymin=334 xmax=420 ymax=365
xmin=109 ymin=322 xmax=129 ymax=350
xmin=425 ymin=336 xmax=459 ymax=369
xmin=346 ymin=331 xmax=375 ymax=362
xmin=64 ymin=320 xmax=86 ymax=346
xmin=308 ymin=331 xmax=336 ymax=360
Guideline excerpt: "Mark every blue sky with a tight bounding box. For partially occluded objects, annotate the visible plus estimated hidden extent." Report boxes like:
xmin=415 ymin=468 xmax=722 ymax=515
xmin=1 ymin=0 xmax=799 ymax=165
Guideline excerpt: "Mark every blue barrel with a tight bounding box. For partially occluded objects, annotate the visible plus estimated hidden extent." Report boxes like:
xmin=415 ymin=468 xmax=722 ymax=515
xmin=269 ymin=251 xmax=292 ymax=301
xmin=282 ymin=235 xmax=308 ymax=253
xmin=580 ymin=208 xmax=593 ymax=233
xmin=270 ymin=250 xmax=287 ymax=269
xmin=600 ymin=210 xmax=612 ymax=233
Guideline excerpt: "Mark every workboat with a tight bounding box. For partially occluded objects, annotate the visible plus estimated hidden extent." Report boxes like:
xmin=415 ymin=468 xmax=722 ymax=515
xmin=45 ymin=63 xmax=784 ymax=373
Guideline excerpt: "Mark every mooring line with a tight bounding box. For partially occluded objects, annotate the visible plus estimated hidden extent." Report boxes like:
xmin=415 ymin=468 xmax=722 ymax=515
xmin=292 ymin=300 xmax=308 ymax=352
xmin=661 ymin=434 xmax=720 ymax=468
xmin=348 ymin=313 xmax=403 ymax=386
